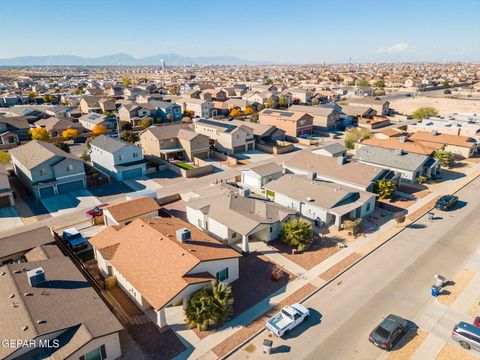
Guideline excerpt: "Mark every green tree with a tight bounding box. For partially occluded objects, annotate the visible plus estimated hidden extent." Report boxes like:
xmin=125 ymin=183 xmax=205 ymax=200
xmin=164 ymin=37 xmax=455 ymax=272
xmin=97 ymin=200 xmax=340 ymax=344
xmin=344 ymin=128 xmax=372 ymax=149
xmin=80 ymin=151 xmax=90 ymax=162
xmin=185 ymin=281 xmax=233 ymax=331
xmin=373 ymin=80 xmax=385 ymax=88
xmin=374 ymin=179 xmax=397 ymax=199
xmin=278 ymin=95 xmax=289 ymax=108
xmin=53 ymin=141 xmax=70 ymax=153
xmin=120 ymin=131 xmax=139 ymax=143
xmin=280 ymin=218 xmax=313 ymax=251
xmin=355 ymin=79 xmax=370 ymax=87
xmin=0 ymin=151 xmax=11 ymax=165
xmin=311 ymin=98 xmax=320 ymax=105
xmin=43 ymin=95 xmax=56 ymax=103
xmin=265 ymin=97 xmax=277 ymax=109
xmin=412 ymin=106 xmax=439 ymax=120
xmin=263 ymin=77 xmax=273 ymax=85
xmin=434 ymin=151 xmax=455 ymax=168
xmin=342 ymin=218 xmax=362 ymax=235
xmin=121 ymin=76 xmax=132 ymax=87
xmin=444 ymin=89 xmax=451 ymax=95
xmin=138 ymin=118 xmax=152 ymax=129
xmin=416 ymin=175 xmax=428 ymax=184
xmin=119 ymin=121 xmax=132 ymax=131
xmin=72 ymin=88 xmax=84 ymax=95
xmin=442 ymin=80 xmax=449 ymax=86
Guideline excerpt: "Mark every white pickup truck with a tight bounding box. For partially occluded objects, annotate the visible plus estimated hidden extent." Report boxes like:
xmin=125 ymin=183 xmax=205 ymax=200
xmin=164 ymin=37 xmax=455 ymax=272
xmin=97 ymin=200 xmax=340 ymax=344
xmin=265 ymin=303 xmax=310 ymax=337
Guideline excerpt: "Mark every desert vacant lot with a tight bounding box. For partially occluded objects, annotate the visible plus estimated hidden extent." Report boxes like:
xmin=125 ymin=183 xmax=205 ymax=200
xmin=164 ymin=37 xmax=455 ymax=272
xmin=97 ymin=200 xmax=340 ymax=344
xmin=390 ymin=96 xmax=480 ymax=116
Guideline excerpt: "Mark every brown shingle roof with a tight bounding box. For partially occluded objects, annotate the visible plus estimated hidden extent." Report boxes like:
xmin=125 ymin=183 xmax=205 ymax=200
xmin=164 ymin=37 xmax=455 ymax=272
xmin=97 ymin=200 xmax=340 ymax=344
xmin=361 ymin=138 xmax=443 ymax=156
xmin=409 ymin=131 xmax=476 ymax=148
xmin=89 ymin=217 xmax=240 ymax=310
xmin=104 ymin=196 xmax=160 ymax=222
xmin=0 ymin=227 xmax=54 ymax=260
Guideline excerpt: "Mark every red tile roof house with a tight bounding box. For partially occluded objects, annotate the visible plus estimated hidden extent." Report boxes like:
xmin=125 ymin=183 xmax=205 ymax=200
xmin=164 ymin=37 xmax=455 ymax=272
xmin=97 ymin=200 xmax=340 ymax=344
xmin=89 ymin=217 xmax=240 ymax=329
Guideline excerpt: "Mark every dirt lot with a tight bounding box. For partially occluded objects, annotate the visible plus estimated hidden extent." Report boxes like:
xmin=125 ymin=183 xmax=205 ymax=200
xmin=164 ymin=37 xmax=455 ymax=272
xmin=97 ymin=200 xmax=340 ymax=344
xmin=193 ymin=252 xmax=294 ymax=339
xmin=390 ymin=96 xmax=480 ymax=117
xmin=438 ymin=268 xmax=476 ymax=306
xmin=320 ymin=252 xmax=362 ymax=281
xmin=270 ymin=235 xmax=341 ymax=270
xmin=386 ymin=329 xmax=427 ymax=360
xmin=435 ymin=343 xmax=480 ymax=360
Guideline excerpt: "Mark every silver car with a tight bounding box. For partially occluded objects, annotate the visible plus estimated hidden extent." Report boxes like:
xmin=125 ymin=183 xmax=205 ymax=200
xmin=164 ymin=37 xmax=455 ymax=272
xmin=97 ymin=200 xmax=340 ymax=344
xmin=452 ymin=321 xmax=480 ymax=351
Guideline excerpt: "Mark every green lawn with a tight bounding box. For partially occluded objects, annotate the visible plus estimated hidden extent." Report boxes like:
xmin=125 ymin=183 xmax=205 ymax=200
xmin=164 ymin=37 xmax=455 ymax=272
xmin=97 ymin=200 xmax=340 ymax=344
xmin=175 ymin=161 xmax=195 ymax=170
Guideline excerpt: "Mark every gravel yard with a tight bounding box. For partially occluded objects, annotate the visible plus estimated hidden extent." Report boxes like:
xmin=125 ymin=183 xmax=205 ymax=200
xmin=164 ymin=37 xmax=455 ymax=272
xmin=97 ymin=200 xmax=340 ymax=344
xmin=435 ymin=343 xmax=480 ymax=360
xmin=438 ymin=268 xmax=476 ymax=306
xmin=320 ymin=252 xmax=362 ymax=281
xmin=389 ymin=96 xmax=480 ymax=117
xmin=386 ymin=329 xmax=427 ymax=360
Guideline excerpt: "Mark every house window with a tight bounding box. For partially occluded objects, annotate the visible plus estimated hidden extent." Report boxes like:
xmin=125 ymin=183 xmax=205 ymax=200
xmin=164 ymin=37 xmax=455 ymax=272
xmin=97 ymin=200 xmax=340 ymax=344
xmin=118 ymin=154 xmax=124 ymax=161
xmin=231 ymin=232 xmax=237 ymax=239
xmin=216 ymin=268 xmax=229 ymax=282
xmin=133 ymin=152 xmax=138 ymax=159
xmin=82 ymin=344 xmax=106 ymax=360
xmin=366 ymin=202 xmax=371 ymax=212
xmin=39 ymin=168 xmax=47 ymax=176
xmin=66 ymin=164 xmax=74 ymax=172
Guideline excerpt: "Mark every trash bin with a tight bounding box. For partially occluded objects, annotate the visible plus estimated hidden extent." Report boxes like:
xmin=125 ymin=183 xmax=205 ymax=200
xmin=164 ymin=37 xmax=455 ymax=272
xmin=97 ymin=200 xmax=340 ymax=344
xmin=431 ymin=285 xmax=441 ymax=297
xmin=263 ymin=339 xmax=273 ymax=354
xmin=435 ymin=275 xmax=446 ymax=287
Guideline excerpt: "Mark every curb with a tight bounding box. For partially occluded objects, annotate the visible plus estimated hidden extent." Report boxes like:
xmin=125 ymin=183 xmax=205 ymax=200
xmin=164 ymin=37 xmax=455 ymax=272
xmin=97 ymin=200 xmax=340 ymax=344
xmin=220 ymin=170 xmax=480 ymax=359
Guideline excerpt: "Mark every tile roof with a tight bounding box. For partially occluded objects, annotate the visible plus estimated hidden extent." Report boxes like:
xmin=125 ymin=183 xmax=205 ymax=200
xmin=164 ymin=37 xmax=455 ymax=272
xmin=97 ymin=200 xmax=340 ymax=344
xmin=89 ymin=217 xmax=240 ymax=310
xmin=409 ymin=131 xmax=477 ymax=148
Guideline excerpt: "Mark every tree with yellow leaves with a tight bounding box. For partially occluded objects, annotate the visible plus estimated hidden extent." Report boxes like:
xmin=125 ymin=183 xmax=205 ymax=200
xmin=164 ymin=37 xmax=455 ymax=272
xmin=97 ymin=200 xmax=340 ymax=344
xmin=62 ymin=128 xmax=79 ymax=140
xmin=229 ymin=108 xmax=241 ymax=117
xmin=244 ymin=107 xmax=254 ymax=115
xmin=92 ymin=125 xmax=109 ymax=135
xmin=30 ymin=127 xmax=50 ymax=141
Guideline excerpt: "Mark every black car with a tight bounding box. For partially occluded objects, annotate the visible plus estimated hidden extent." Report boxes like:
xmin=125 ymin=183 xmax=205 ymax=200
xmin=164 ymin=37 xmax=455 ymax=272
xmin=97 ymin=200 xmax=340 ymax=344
xmin=369 ymin=314 xmax=409 ymax=350
xmin=435 ymin=195 xmax=458 ymax=210
xmin=74 ymin=136 xmax=87 ymax=143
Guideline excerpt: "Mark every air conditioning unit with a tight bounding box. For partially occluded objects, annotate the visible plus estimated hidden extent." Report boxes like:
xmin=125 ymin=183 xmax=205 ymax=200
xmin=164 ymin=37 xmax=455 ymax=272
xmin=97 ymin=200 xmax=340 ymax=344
xmin=239 ymin=188 xmax=251 ymax=197
xmin=27 ymin=267 xmax=46 ymax=287
xmin=176 ymin=228 xmax=192 ymax=243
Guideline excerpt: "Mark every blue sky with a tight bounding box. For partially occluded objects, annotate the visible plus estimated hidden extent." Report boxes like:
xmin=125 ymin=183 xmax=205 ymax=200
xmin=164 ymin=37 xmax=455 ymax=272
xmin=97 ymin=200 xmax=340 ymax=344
xmin=1 ymin=0 xmax=479 ymax=63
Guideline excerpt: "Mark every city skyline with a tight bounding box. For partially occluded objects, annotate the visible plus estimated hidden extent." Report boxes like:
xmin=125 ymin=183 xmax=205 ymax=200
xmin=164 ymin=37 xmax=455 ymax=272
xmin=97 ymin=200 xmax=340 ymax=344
xmin=1 ymin=0 xmax=479 ymax=64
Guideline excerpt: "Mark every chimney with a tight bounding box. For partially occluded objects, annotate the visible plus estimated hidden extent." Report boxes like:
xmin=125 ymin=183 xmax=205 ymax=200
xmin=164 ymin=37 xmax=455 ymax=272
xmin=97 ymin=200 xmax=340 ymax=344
xmin=307 ymin=171 xmax=317 ymax=180
xmin=431 ymin=130 xmax=438 ymax=136
xmin=337 ymin=156 xmax=346 ymax=165
xmin=176 ymin=228 xmax=191 ymax=243
xmin=399 ymin=135 xmax=406 ymax=143
xmin=27 ymin=268 xmax=46 ymax=287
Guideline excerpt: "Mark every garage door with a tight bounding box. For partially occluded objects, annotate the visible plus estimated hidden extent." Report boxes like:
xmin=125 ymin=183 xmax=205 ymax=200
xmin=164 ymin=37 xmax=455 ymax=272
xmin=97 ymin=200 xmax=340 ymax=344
xmin=39 ymin=186 xmax=55 ymax=198
xmin=57 ymin=180 xmax=85 ymax=194
xmin=233 ymin=145 xmax=246 ymax=153
xmin=122 ymin=167 xmax=143 ymax=180
xmin=0 ymin=195 xmax=11 ymax=208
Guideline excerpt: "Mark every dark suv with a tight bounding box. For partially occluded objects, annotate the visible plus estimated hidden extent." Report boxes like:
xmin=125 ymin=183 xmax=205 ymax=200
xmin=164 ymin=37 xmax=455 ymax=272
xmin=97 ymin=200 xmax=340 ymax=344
xmin=369 ymin=314 xmax=409 ymax=350
xmin=435 ymin=195 xmax=458 ymax=210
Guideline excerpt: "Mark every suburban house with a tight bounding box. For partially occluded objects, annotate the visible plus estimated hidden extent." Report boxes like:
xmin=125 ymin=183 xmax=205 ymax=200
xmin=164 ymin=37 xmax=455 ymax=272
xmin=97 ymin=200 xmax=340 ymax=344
xmin=90 ymin=135 xmax=146 ymax=181
xmin=0 ymin=165 xmax=14 ymax=208
xmin=284 ymin=150 xmax=391 ymax=192
xmin=103 ymin=196 xmax=160 ymax=226
xmin=181 ymin=98 xmax=213 ymax=118
xmin=10 ymin=140 xmax=87 ymax=199
xmin=107 ymin=85 xmax=124 ymax=99
xmin=194 ymin=119 xmax=255 ymax=154
xmin=373 ymin=128 xmax=405 ymax=140
xmin=117 ymin=103 xmax=155 ymax=126
xmin=89 ymin=217 xmax=240 ymax=329
xmin=240 ymin=163 xmax=283 ymax=192
xmin=0 ymin=227 xmax=54 ymax=265
xmin=409 ymin=131 xmax=478 ymax=158
xmin=265 ymin=174 xmax=376 ymax=229
xmin=312 ymin=143 xmax=348 ymax=158
xmin=140 ymin=123 xmax=210 ymax=162
xmin=85 ymin=87 xmax=104 ymax=96
xmin=340 ymin=105 xmax=377 ymax=120
xmin=407 ymin=118 xmax=480 ymax=138
xmin=186 ymin=184 xmax=296 ymax=254
xmin=34 ymin=117 xmax=84 ymax=137
xmin=0 ymin=116 xmax=35 ymax=144
xmin=79 ymin=96 xmax=116 ymax=114
xmin=359 ymin=136 xmax=443 ymax=156
xmin=258 ymin=109 xmax=314 ymax=138
xmin=0 ymin=256 xmax=123 ymax=360
xmin=229 ymin=120 xmax=286 ymax=143
xmin=288 ymin=105 xmax=342 ymax=130
xmin=354 ymin=145 xmax=441 ymax=183
xmin=349 ymin=97 xmax=390 ymax=116
xmin=78 ymin=113 xmax=117 ymax=131
xmin=148 ymin=100 xmax=183 ymax=122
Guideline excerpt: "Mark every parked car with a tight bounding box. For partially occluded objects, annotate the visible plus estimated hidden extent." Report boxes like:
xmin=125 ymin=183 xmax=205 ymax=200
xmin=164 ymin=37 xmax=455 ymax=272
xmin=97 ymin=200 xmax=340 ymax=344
xmin=85 ymin=203 xmax=109 ymax=218
xmin=435 ymin=195 xmax=458 ymax=210
xmin=62 ymin=227 xmax=88 ymax=252
xmin=452 ymin=321 xmax=480 ymax=351
xmin=265 ymin=303 xmax=309 ymax=337
xmin=369 ymin=314 xmax=409 ymax=351
xmin=107 ymin=130 xmax=118 ymax=138
xmin=74 ymin=136 xmax=88 ymax=143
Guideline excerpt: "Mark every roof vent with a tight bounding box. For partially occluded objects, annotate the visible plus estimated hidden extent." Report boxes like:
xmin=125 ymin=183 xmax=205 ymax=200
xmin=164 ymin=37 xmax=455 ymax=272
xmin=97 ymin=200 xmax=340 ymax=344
xmin=24 ymin=292 xmax=33 ymax=297
xmin=27 ymin=267 xmax=46 ymax=287
xmin=22 ymin=326 xmax=28 ymax=331
xmin=1 ymin=272 xmax=5 ymax=276
xmin=431 ymin=130 xmax=438 ymax=136
xmin=9 ymin=294 xmax=15 ymax=299
xmin=396 ymin=148 xmax=404 ymax=156
xmin=307 ymin=171 xmax=317 ymax=180
xmin=399 ymin=135 xmax=406 ymax=143
xmin=36 ymin=320 xmax=46 ymax=324
xmin=176 ymin=228 xmax=192 ymax=243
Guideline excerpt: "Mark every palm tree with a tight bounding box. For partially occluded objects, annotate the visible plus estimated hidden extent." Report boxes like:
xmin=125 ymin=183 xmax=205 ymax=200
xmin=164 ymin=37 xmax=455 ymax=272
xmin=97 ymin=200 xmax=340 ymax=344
xmin=374 ymin=179 xmax=396 ymax=199
xmin=280 ymin=218 xmax=313 ymax=251
xmin=185 ymin=281 xmax=233 ymax=331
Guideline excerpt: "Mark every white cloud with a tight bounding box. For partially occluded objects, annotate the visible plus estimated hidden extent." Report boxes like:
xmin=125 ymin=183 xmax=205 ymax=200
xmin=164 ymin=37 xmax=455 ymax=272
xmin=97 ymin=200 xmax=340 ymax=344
xmin=377 ymin=43 xmax=412 ymax=54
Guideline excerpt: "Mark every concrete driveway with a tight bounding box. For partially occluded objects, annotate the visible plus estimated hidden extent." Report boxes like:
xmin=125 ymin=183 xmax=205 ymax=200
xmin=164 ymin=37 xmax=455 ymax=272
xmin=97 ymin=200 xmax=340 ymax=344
xmin=236 ymin=150 xmax=274 ymax=164
xmin=123 ymin=176 xmax=163 ymax=191
xmin=0 ymin=206 xmax=24 ymax=231
xmin=41 ymin=190 xmax=100 ymax=217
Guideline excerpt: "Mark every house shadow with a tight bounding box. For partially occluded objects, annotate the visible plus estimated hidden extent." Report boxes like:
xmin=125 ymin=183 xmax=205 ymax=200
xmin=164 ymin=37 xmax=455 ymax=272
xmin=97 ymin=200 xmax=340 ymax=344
xmin=148 ymin=170 xmax=181 ymax=180
xmin=272 ymin=345 xmax=291 ymax=354
xmin=89 ymin=181 xmax=134 ymax=197
xmin=37 ymin=280 xmax=91 ymax=289
xmin=407 ymin=223 xmax=427 ymax=229
xmin=390 ymin=321 xmax=420 ymax=352
xmin=437 ymin=169 xmax=466 ymax=181
xmin=282 ymin=309 xmax=322 ymax=340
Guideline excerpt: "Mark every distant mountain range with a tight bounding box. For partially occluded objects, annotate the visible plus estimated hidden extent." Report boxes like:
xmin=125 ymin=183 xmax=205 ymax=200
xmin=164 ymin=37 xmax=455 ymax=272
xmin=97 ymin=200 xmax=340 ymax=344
xmin=0 ymin=53 xmax=269 ymax=66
